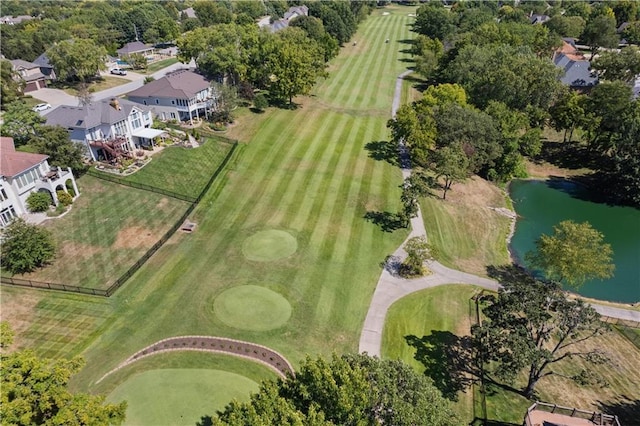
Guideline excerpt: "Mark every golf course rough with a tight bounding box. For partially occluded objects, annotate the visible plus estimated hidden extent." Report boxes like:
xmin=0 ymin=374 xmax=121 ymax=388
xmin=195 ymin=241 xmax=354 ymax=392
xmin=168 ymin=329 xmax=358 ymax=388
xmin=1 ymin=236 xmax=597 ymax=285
xmin=106 ymin=369 xmax=258 ymax=426
xmin=242 ymin=229 xmax=298 ymax=261
xmin=214 ymin=285 xmax=292 ymax=331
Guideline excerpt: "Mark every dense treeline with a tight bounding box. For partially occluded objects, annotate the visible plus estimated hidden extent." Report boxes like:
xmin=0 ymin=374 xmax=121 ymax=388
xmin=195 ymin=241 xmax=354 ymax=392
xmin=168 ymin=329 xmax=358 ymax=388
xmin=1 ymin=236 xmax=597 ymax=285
xmin=391 ymin=0 xmax=640 ymax=206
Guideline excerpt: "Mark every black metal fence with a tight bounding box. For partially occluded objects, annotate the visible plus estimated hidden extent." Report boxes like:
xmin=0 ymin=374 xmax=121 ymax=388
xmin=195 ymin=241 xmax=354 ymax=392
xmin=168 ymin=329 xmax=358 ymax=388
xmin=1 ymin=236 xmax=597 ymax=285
xmin=1 ymin=140 xmax=239 ymax=298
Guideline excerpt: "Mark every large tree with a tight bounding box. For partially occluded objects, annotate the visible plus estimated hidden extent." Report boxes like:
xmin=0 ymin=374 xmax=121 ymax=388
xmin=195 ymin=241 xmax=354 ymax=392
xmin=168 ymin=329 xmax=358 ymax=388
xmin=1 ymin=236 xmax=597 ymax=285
xmin=46 ymin=38 xmax=107 ymax=82
xmin=27 ymin=125 xmax=87 ymax=173
xmin=580 ymin=15 xmax=619 ymax=60
xmin=1 ymin=59 xmax=24 ymax=107
xmin=265 ymin=27 xmax=326 ymax=104
xmin=413 ymin=3 xmax=457 ymax=41
xmin=591 ymin=46 xmax=640 ymax=83
xmin=1 ymin=337 xmax=126 ymax=425
xmin=431 ymin=145 xmax=469 ymax=200
xmin=526 ymin=220 xmax=615 ymax=288
xmin=214 ymin=353 xmax=458 ymax=425
xmin=473 ymin=277 xmax=608 ymax=399
xmin=1 ymin=218 xmax=56 ymax=275
xmin=0 ymin=101 xmax=46 ymax=145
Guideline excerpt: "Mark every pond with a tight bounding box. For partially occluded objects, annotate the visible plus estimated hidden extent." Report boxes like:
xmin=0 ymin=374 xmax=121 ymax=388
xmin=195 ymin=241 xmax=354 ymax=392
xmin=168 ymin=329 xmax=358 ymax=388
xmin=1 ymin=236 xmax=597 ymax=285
xmin=509 ymin=179 xmax=640 ymax=304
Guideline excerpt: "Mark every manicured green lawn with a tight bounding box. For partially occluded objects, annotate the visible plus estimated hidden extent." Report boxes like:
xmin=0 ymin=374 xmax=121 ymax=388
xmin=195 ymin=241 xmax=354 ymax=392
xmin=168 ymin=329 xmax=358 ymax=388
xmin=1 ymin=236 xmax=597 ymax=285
xmin=144 ymin=58 xmax=179 ymax=74
xmin=53 ymin=76 xmax=130 ymax=96
xmin=17 ymin=175 xmax=191 ymax=290
xmin=107 ymin=369 xmax=257 ymax=425
xmin=5 ymin=1 xmax=415 ymax=411
xmin=121 ymin=137 xmax=235 ymax=199
xmin=382 ymin=285 xmax=481 ymax=424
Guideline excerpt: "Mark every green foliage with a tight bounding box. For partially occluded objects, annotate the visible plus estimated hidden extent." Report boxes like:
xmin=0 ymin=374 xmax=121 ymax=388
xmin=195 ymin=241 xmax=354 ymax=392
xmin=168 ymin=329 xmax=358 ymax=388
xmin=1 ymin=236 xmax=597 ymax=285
xmin=473 ymin=276 xmax=607 ymax=398
xmin=549 ymin=89 xmax=588 ymax=143
xmin=526 ymin=220 xmax=615 ymax=288
xmin=26 ymin=191 xmax=52 ymax=213
xmin=253 ymin=93 xmax=268 ymax=111
xmin=0 ymin=321 xmax=14 ymax=349
xmin=414 ymin=3 xmax=457 ymax=41
xmin=592 ymin=46 xmax=640 ymax=83
xmin=0 ymin=218 xmax=56 ymax=274
xmin=290 ymin=15 xmax=339 ymax=62
xmin=27 ymin=125 xmax=86 ymax=172
xmin=122 ymin=53 xmax=147 ymax=71
xmin=431 ymin=145 xmax=470 ymax=199
xmin=214 ymin=353 xmax=459 ymax=425
xmin=0 ymin=347 xmax=127 ymax=425
xmin=57 ymin=190 xmax=74 ymax=207
xmin=1 ymin=59 xmax=23 ymax=107
xmin=586 ymin=81 xmax=634 ymax=154
xmin=211 ymin=82 xmax=239 ymax=123
xmin=193 ymin=0 xmax=233 ymax=26
xmin=544 ymin=15 xmax=586 ymax=38
xmin=0 ymin=101 xmax=46 ymax=145
xmin=580 ymin=15 xmax=619 ymax=59
xmin=46 ymin=38 xmax=107 ymax=82
xmin=400 ymin=236 xmax=433 ymax=277
xmin=622 ymin=21 xmax=640 ymax=45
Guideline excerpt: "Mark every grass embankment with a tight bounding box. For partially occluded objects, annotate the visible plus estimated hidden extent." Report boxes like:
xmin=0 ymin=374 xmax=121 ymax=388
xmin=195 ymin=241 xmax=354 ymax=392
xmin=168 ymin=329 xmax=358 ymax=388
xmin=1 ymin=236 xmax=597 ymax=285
xmin=1 ymin=4 xmax=417 ymax=404
xmin=421 ymin=177 xmax=512 ymax=276
xmin=16 ymin=175 xmax=190 ymax=290
xmin=143 ymin=58 xmax=179 ymax=74
xmin=382 ymin=286 xmax=640 ymax=424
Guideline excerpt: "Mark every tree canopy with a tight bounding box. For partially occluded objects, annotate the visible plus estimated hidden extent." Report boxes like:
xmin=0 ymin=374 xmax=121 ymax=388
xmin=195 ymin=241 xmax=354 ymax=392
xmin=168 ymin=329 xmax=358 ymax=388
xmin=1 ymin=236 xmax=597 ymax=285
xmin=214 ymin=353 xmax=459 ymax=426
xmin=0 ymin=218 xmax=56 ymax=275
xmin=473 ymin=274 xmax=608 ymax=398
xmin=46 ymin=38 xmax=107 ymax=82
xmin=526 ymin=220 xmax=615 ymax=288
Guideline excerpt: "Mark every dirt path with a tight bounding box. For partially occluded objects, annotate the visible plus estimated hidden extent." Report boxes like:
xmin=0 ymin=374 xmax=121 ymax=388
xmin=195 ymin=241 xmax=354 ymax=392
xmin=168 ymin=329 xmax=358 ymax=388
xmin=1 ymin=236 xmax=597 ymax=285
xmin=358 ymin=71 xmax=640 ymax=357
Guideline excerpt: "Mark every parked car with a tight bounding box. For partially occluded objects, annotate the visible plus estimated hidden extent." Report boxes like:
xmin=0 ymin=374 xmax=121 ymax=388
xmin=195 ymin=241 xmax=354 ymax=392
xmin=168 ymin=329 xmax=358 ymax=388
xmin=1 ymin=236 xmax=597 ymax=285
xmin=33 ymin=103 xmax=52 ymax=112
xmin=110 ymin=68 xmax=127 ymax=76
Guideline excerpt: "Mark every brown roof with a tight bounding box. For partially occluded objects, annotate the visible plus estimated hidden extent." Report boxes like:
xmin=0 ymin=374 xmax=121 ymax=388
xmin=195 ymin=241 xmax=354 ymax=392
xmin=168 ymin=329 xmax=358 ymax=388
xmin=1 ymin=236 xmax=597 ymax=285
xmin=557 ymin=40 xmax=586 ymax=62
xmin=126 ymin=69 xmax=210 ymax=100
xmin=0 ymin=137 xmax=48 ymax=178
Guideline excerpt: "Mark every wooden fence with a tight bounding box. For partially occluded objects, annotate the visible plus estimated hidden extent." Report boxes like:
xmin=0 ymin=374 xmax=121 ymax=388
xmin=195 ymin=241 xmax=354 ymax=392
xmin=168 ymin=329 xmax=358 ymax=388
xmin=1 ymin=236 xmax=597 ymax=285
xmin=1 ymin=141 xmax=238 ymax=298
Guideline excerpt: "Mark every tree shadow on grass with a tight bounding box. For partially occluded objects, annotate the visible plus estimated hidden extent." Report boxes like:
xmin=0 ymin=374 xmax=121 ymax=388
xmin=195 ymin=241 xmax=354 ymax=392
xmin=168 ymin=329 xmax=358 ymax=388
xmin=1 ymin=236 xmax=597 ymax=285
xmin=196 ymin=415 xmax=213 ymax=426
xmin=486 ymin=264 xmax=535 ymax=287
xmin=598 ymin=397 xmax=640 ymax=425
xmin=405 ymin=331 xmax=478 ymax=400
xmin=364 ymin=140 xmax=400 ymax=166
xmin=363 ymin=211 xmax=405 ymax=232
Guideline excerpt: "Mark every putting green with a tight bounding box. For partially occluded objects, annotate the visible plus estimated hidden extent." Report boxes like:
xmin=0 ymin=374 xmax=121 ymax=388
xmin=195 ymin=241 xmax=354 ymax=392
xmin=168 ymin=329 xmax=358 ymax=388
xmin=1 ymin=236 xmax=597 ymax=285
xmin=106 ymin=369 xmax=258 ymax=426
xmin=242 ymin=230 xmax=297 ymax=261
xmin=214 ymin=285 xmax=292 ymax=331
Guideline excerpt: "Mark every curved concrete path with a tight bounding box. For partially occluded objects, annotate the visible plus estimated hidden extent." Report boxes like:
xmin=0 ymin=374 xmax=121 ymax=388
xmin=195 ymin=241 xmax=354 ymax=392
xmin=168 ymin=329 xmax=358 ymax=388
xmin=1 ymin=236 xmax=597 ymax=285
xmin=97 ymin=335 xmax=294 ymax=383
xmin=359 ymin=71 xmax=640 ymax=357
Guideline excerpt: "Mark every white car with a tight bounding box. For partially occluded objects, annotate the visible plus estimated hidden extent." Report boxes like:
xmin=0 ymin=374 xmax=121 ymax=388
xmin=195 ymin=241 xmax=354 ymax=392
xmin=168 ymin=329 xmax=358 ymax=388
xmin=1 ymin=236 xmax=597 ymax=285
xmin=110 ymin=68 xmax=127 ymax=76
xmin=33 ymin=103 xmax=52 ymax=112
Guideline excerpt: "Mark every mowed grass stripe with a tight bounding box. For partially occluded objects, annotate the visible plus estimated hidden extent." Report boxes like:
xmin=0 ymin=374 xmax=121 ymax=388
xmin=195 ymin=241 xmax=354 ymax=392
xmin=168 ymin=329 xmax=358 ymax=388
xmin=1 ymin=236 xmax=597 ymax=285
xmin=264 ymin=108 xmax=349 ymax=230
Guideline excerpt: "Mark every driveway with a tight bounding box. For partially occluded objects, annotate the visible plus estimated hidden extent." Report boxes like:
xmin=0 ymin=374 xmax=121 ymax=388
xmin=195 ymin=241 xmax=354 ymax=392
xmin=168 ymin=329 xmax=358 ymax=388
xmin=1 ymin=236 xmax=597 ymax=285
xmin=29 ymin=59 xmax=197 ymax=108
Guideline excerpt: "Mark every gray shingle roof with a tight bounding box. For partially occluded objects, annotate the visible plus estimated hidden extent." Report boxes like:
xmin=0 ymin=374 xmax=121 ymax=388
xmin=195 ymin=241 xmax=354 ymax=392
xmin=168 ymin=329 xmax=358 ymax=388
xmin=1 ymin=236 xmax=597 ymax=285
xmin=10 ymin=59 xmax=39 ymax=70
xmin=117 ymin=41 xmax=153 ymax=56
xmin=126 ymin=69 xmax=210 ymax=99
xmin=45 ymin=99 xmax=149 ymax=130
xmin=554 ymin=53 xmax=598 ymax=88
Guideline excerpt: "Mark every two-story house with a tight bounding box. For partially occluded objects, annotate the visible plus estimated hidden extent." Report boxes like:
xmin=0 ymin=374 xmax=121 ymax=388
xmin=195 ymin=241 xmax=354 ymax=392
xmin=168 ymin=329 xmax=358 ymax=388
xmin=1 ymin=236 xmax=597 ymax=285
xmin=553 ymin=40 xmax=598 ymax=91
xmin=0 ymin=136 xmax=80 ymax=227
xmin=45 ymin=98 xmax=163 ymax=162
xmin=10 ymin=59 xmax=49 ymax=92
xmin=126 ymin=69 xmax=215 ymax=124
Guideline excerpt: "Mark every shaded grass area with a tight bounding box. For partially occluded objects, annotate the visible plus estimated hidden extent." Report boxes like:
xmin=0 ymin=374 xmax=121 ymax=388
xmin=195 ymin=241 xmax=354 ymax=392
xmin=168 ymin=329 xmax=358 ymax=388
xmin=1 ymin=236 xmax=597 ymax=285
xmin=17 ymin=175 xmax=190 ymax=289
xmin=420 ymin=177 xmax=512 ymax=276
xmin=143 ymin=57 xmax=179 ymax=74
xmin=121 ymin=137 xmax=234 ymax=199
xmin=382 ymin=285 xmax=640 ymax=424
xmin=382 ymin=285 xmax=481 ymax=424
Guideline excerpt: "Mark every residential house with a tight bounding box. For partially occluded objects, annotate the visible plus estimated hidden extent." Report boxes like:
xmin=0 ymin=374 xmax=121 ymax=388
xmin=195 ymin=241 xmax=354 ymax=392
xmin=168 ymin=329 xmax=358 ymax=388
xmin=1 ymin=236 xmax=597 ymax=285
xmin=523 ymin=402 xmax=620 ymax=426
xmin=10 ymin=59 xmax=48 ymax=92
xmin=0 ymin=15 xmax=34 ymax=25
xmin=553 ymin=40 xmax=598 ymax=91
xmin=0 ymin=136 xmax=79 ymax=227
xmin=529 ymin=13 xmax=550 ymax=25
xmin=45 ymin=98 xmax=163 ymax=162
xmin=182 ymin=7 xmax=197 ymax=19
xmin=32 ymin=53 xmax=57 ymax=81
xmin=116 ymin=41 xmax=155 ymax=59
xmin=126 ymin=69 xmax=215 ymax=123
xmin=266 ymin=5 xmax=309 ymax=33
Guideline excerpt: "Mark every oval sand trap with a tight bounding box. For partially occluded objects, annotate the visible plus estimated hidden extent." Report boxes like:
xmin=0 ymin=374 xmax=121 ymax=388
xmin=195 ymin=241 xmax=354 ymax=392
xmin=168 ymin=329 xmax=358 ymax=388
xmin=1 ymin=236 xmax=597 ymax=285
xmin=242 ymin=230 xmax=297 ymax=261
xmin=214 ymin=285 xmax=292 ymax=331
xmin=106 ymin=369 xmax=258 ymax=426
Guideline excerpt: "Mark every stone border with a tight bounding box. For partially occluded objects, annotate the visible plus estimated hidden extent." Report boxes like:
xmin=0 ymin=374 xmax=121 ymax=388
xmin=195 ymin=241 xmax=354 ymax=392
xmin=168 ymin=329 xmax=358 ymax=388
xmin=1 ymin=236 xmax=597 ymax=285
xmin=96 ymin=335 xmax=295 ymax=383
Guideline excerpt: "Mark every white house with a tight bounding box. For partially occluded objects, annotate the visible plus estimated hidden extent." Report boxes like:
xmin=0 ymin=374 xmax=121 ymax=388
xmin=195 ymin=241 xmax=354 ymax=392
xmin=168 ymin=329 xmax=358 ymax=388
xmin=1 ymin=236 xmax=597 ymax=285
xmin=45 ymin=98 xmax=163 ymax=162
xmin=0 ymin=137 xmax=80 ymax=227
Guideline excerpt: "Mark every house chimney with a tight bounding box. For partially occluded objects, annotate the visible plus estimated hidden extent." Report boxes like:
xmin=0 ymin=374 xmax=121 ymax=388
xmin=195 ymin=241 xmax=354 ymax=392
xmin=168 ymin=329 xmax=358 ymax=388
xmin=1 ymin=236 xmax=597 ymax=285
xmin=109 ymin=98 xmax=121 ymax=111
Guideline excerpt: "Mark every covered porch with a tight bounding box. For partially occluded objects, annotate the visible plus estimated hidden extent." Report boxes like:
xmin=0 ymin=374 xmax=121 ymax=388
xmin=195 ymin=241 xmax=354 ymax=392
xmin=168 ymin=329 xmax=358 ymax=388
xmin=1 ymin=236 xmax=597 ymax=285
xmin=132 ymin=128 xmax=168 ymax=150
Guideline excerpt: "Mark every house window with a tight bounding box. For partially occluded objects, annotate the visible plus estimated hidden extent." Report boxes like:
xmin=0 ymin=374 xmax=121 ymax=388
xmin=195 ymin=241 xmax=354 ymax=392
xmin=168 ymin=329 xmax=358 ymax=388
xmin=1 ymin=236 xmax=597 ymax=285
xmin=114 ymin=120 xmax=127 ymax=135
xmin=16 ymin=169 xmax=40 ymax=188
xmin=131 ymin=111 xmax=141 ymax=129
xmin=171 ymin=100 xmax=175 ymax=105
xmin=155 ymin=99 xmax=159 ymax=104
xmin=0 ymin=205 xmax=17 ymax=226
xmin=0 ymin=187 xmax=7 ymax=201
xmin=143 ymin=100 xmax=147 ymax=105
xmin=170 ymin=112 xmax=176 ymax=119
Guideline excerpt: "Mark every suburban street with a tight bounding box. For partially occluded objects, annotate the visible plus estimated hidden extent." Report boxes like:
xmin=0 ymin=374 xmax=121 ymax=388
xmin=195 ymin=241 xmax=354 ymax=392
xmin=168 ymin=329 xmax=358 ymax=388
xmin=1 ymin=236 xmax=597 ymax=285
xmin=31 ymin=59 xmax=196 ymax=113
